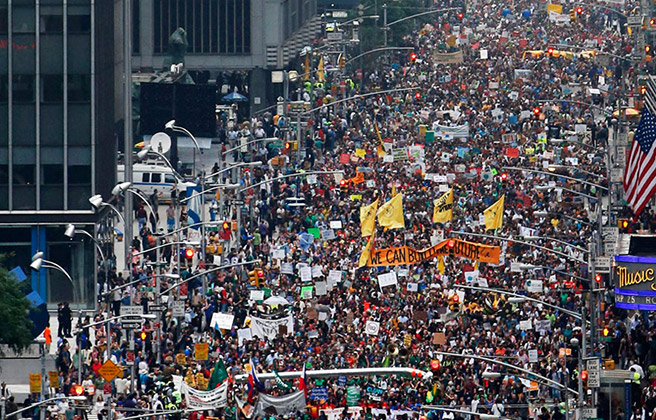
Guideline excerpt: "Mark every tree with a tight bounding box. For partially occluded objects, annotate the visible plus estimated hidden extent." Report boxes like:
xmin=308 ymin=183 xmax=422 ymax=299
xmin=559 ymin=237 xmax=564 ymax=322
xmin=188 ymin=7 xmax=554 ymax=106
xmin=0 ymin=258 xmax=34 ymax=354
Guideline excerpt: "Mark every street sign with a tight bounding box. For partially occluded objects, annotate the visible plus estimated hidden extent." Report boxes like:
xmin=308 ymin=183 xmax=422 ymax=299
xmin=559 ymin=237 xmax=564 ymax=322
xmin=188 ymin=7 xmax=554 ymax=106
xmin=594 ymin=257 xmax=611 ymax=273
xmin=582 ymin=408 xmax=598 ymax=419
xmin=126 ymin=351 xmax=135 ymax=365
xmin=149 ymin=304 xmax=166 ymax=312
xmin=120 ymin=306 xmax=143 ymax=316
xmin=604 ymin=242 xmax=616 ymax=256
xmin=98 ymin=360 xmax=121 ymax=382
xmin=627 ymin=15 xmax=644 ymax=26
xmin=29 ymin=373 xmax=41 ymax=393
xmin=610 ymin=168 xmax=623 ymax=183
xmin=617 ymin=147 xmax=626 ymax=166
xmin=172 ymin=300 xmax=185 ymax=317
xmin=327 ymin=32 xmax=344 ymax=42
xmin=332 ymin=11 xmax=348 ymax=18
xmin=603 ymin=227 xmax=619 ymax=237
xmin=587 ymin=359 xmax=601 ymax=388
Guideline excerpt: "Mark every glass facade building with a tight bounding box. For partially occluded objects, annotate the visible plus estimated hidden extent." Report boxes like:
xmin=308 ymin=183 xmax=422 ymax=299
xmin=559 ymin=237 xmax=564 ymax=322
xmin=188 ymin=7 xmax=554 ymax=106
xmin=0 ymin=0 xmax=117 ymax=307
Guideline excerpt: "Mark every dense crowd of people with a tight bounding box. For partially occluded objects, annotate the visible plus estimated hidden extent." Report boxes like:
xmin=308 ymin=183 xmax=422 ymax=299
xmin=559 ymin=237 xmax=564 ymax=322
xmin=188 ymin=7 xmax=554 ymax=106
xmin=29 ymin=1 xmax=656 ymax=420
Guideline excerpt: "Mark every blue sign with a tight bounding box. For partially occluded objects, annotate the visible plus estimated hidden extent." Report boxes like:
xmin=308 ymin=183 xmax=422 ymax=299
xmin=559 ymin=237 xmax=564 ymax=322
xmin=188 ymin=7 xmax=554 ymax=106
xmin=310 ymin=386 xmax=329 ymax=401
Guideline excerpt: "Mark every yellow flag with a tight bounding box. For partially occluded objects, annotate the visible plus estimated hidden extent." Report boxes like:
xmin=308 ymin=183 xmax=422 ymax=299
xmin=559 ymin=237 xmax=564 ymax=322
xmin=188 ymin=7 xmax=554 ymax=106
xmin=303 ymin=54 xmax=310 ymax=81
xmin=377 ymin=193 xmax=405 ymax=229
xmin=317 ymin=57 xmax=325 ymax=82
xmin=358 ymin=235 xmax=375 ymax=268
xmin=546 ymin=3 xmax=563 ymax=14
xmin=437 ymin=256 xmax=445 ymax=274
xmin=360 ymin=199 xmax=379 ymax=237
xmin=483 ymin=195 xmax=505 ymax=230
xmin=391 ymin=184 xmax=397 ymax=196
xmin=432 ymin=189 xmax=453 ymax=223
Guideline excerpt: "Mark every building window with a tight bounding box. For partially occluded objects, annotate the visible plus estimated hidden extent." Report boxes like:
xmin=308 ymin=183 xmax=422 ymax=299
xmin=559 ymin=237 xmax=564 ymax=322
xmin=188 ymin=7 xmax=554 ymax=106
xmin=40 ymin=14 xmax=63 ymax=34
xmin=67 ymin=7 xmax=90 ymax=33
xmin=0 ymin=7 xmax=8 ymax=34
xmin=13 ymin=6 xmax=36 ymax=33
xmin=153 ymin=0 xmax=250 ymax=55
xmin=13 ymin=164 xmax=35 ymax=185
xmin=68 ymin=164 xmax=90 ymax=185
xmin=42 ymin=75 xmax=63 ymax=102
xmin=0 ymin=75 xmax=7 ymax=103
xmin=133 ymin=0 xmax=140 ymax=54
xmin=12 ymin=75 xmax=35 ymax=103
xmin=41 ymin=164 xmax=64 ymax=184
xmin=67 ymin=74 xmax=90 ymax=102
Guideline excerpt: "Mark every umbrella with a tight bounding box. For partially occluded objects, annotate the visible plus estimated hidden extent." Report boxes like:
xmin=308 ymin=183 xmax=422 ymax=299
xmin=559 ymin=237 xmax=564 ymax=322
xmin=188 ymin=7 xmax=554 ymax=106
xmin=222 ymin=91 xmax=248 ymax=102
xmin=613 ymin=108 xmax=640 ymax=118
xmin=263 ymin=296 xmax=289 ymax=306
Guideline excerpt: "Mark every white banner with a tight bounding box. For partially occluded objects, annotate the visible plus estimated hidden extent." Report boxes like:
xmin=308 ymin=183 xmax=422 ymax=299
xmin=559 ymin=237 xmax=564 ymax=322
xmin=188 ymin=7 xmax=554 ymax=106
xmin=320 ymin=407 xmax=363 ymax=420
xmin=250 ymin=315 xmax=295 ymax=340
xmin=255 ymin=390 xmax=307 ymax=417
xmin=435 ymin=123 xmax=469 ymax=139
xmin=181 ymin=382 xmax=228 ymax=409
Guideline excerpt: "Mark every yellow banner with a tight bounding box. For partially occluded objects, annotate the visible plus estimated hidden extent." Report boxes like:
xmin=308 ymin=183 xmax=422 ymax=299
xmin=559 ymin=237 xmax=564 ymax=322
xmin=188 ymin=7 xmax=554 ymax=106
xmin=29 ymin=373 xmax=41 ymax=394
xmin=360 ymin=199 xmax=379 ymax=237
xmin=433 ymin=189 xmax=453 ymax=223
xmin=195 ymin=342 xmax=209 ymax=361
xmin=48 ymin=371 xmax=59 ymax=389
xmin=366 ymin=238 xmax=501 ymax=266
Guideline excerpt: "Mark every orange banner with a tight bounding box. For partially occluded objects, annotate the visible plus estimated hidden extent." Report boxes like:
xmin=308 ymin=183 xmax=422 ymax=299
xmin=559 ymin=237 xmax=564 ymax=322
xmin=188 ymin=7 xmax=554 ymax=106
xmin=367 ymin=238 xmax=500 ymax=266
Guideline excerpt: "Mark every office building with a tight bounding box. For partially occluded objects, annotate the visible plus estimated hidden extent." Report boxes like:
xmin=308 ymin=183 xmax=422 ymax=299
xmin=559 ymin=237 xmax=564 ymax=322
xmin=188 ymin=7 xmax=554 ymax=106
xmin=0 ymin=0 xmax=118 ymax=307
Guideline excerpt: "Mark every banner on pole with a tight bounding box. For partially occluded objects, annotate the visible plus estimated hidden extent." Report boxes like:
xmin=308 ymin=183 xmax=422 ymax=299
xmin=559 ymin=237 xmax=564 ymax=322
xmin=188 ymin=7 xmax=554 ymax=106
xmin=366 ymin=238 xmax=500 ymax=266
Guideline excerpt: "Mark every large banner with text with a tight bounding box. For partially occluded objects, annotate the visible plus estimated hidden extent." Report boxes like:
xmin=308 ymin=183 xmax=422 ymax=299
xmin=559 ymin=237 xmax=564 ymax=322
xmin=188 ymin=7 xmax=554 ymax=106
xmin=366 ymin=238 xmax=500 ymax=266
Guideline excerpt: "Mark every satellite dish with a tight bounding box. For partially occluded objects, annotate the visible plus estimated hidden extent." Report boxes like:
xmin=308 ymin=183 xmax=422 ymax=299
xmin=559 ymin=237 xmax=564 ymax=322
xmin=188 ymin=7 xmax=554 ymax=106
xmin=150 ymin=132 xmax=171 ymax=154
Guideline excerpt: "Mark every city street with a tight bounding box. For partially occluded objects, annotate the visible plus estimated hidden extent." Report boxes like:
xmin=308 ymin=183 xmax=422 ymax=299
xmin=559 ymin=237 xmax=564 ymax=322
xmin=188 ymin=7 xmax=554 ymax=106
xmin=3 ymin=1 xmax=656 ymax=420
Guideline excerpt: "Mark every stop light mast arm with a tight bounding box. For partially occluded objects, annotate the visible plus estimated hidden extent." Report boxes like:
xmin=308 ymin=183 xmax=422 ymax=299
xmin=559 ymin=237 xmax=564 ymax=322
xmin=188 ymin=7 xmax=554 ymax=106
xmin=160 ymin=259 xmax=261 ymax=295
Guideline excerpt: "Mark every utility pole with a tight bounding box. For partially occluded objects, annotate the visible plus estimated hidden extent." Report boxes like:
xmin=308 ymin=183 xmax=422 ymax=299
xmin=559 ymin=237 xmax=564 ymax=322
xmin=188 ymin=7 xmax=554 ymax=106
xmin=383 ymin=4 xmax=387 ymax=48
xmin=123 ymin=0 xmax=134 ymax=301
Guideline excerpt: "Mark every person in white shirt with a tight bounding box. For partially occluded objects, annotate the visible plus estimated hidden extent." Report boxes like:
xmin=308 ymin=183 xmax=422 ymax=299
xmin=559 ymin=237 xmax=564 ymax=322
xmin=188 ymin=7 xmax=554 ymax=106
xmin=491 ymin=399 xmax=504 ymax=416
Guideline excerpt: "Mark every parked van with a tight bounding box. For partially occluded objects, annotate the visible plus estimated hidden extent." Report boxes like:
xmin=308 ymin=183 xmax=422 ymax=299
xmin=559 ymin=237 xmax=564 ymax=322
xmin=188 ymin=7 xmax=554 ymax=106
xmin=117 ymin=163 xmax=196 ymax=202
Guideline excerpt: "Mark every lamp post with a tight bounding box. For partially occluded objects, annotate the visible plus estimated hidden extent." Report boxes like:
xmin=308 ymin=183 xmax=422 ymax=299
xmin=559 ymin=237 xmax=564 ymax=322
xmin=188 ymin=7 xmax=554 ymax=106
xmin=30 ymin=253 xmax=79 ymax=313
xmin=164 ymin=119 xmax=203 ymax=177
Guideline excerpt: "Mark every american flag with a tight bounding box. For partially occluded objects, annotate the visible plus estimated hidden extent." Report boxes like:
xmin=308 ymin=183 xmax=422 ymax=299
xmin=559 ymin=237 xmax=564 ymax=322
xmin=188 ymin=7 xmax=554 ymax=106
xmin=624 ymin=78 xmax=656 ymax=217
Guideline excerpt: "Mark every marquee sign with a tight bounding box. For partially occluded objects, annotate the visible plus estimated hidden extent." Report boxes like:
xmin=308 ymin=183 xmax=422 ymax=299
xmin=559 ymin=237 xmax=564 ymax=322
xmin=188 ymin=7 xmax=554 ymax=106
xmin=614 ymin=255 xmax=656 ymax=310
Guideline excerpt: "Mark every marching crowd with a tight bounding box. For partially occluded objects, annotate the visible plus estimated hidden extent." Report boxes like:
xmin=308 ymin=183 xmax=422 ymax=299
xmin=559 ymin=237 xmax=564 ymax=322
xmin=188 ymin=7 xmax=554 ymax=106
xmin=36 ymin=1 xmax=656 ymax=420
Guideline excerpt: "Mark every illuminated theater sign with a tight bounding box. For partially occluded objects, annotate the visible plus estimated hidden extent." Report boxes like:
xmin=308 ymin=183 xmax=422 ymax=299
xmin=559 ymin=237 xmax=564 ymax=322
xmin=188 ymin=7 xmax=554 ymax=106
xmin=614 ymin=255 xmax=656 ymax=310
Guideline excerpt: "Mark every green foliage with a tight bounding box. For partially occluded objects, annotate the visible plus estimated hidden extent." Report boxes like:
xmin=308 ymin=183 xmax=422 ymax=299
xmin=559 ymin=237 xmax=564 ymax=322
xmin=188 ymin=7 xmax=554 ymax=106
xmin=0 ymin=257 xmax=35 ymax=355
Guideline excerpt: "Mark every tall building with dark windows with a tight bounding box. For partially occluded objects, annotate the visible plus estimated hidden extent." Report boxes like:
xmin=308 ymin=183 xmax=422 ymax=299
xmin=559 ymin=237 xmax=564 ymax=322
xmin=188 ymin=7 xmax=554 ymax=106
xmin=0 ymin=0 xmax=118 ymax=307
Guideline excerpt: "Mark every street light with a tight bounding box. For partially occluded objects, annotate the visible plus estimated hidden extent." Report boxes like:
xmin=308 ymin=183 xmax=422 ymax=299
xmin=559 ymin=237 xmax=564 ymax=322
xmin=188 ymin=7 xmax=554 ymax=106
xmin=88 ymin=195 xmax=126 ymax=226
xmin=164 ymin=120 xmax=203 ymax=177
xmin=546 ymin=164 xmax=606 ymax=180
xmin=30 ymin=253 xmax=78 ymax=309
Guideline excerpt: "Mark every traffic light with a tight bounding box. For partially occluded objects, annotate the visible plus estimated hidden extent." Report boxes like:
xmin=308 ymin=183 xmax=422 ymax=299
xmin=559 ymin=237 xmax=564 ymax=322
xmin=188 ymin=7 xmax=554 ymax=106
xmin=72 ymin=384 xmax=84 ymax=396
xmin=576 ymin=7 xmax=582 ymax=15
xmin=339 ymin=56 xmax=346 ymax=68
xmin=619 ymin=218 xmax=630 ymax=232
xmin=580 ymin=370 xmax=588 ymax=382
xmin=646 ymin=45 xmax=652 ymax=55
xmin=602 ymin=327 xmax=610 ymax=338
xmin=651 ymin=17 xmax=656 ymax=26
xmin=448 ymin=294 xmax=461 ymax=312
xmin=430 ymin=360 xmax=440 ymax=370
xmin=532 ymin=106 xmax=541 ymax=116
xmin=595 ymin=274 xmax=602 ymax=284
xmin=415 ymin=92 xmax=422 ymax=100
xmin=185 ymin=248 xmax=195 ymax=260
xmin=249 ymin=267 xmax=264 ymax=287
xmin=284 ymin=141 xmax=298 ymax=151
xmin=570 ymin=9 xmax=576 ymax=21
xmin=140 ymin=330 xmax=147 ymax=341
xmin=547 ymin=47 xmax=554 ymax=56
xmin=457 ymin=12 xmax=464 ymax=19
xmin=339 ymin=178 xmax=349 ymax=192
xmin=500 ymin=172 xmax=508 ymax=182
xmin=222 ymin=221 xmax=230 ymax=231
xmin=410 ymin=52 xmax=417 ymax=63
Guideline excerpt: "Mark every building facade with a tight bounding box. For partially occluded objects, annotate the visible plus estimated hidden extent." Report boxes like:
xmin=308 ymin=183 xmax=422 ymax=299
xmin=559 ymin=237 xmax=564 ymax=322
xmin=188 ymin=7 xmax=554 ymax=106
xmin=0 ymin=0 xmax=118 ymax=307
xmin=132 ymin=0 xmax=321 ymax=113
